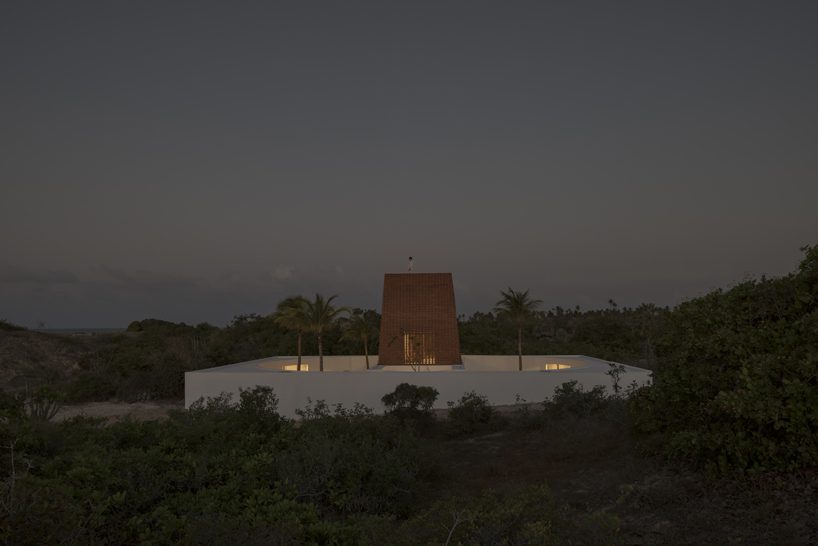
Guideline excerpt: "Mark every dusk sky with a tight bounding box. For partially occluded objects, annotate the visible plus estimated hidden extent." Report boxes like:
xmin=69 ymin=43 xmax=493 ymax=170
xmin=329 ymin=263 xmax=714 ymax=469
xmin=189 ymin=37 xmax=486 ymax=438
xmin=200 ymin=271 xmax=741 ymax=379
xmin=2 ymin=1 xmax=817 ymax=328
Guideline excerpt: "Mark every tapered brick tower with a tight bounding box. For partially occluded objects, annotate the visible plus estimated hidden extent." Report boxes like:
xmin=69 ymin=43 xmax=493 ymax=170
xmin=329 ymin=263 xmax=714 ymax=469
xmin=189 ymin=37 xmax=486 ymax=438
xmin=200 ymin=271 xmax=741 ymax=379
xmin=378 ymin=273 xmax=461 ymax=366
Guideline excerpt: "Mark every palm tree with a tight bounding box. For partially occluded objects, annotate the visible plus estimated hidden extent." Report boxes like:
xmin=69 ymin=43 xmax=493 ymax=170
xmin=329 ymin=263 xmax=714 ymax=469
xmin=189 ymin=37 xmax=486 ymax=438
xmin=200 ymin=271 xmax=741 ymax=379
xmin=341 ymin=311 xmax=378 ymax=369
xmin=273 ymin=296 xmax=309 ymax=371
xmin=494 ymin=288 xmax=542 ymax=371
xmin=304 ymin=294 xmax=348 ymax=372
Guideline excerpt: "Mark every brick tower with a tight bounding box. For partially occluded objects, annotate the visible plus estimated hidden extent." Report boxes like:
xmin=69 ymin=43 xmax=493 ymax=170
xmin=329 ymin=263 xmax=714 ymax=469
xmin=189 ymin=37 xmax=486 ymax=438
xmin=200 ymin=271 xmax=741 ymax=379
xmin=378 ymin=273 xmax=461 ymax=366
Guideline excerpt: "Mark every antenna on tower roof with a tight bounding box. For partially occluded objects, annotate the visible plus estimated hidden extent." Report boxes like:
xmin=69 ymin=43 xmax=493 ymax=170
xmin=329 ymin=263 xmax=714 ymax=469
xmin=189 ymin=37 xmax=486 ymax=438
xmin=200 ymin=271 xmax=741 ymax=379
xmin=408 ymin=256 xmax=414 ymax=272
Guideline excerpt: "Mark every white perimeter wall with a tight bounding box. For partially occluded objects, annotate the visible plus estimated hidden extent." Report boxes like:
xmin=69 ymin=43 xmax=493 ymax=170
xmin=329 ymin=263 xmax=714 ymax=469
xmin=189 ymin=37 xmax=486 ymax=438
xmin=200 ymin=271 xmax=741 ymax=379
xmin=185 ymin=355 xmax=652 ymax=418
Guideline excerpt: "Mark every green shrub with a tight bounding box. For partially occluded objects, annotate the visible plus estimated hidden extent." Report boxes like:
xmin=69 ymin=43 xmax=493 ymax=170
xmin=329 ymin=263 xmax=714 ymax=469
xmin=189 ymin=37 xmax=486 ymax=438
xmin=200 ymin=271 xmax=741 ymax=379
xmin=0 ymin=391 xmax=24 ymax=420
xmin=24 ymin=387 xmax=63 ymax=421
xmin=446 ymin=391 xmax=497 ymax=435
xmin=282 ymin=404 xmax=421 ymax=515
xmin=544 ymin=381 xmax=609 ymax=418
xmin=381 ymin=383 xmax=439 ymax=424
xmin=629 ymin=245 xmax=818 ymax=473
xmin=64 ymin=371 xmax=118 ymax=402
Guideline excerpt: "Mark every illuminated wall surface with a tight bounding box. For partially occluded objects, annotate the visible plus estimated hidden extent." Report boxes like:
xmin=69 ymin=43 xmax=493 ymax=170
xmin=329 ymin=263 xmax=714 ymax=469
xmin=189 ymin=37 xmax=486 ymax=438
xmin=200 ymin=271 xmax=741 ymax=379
xmin=184 ymin=355 xmax=654 ymax=417
xmin=378 ymin=273 xmax=461 ymax=365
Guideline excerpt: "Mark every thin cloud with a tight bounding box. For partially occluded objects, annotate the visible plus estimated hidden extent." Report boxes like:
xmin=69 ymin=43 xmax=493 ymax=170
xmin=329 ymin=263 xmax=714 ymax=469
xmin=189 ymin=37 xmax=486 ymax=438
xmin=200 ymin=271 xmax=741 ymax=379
xmin=95 ymin=265 xmax=200 ymax=290
xmin=273 ymin=266 xmax=294 ymax=281
xmin=0 ymin=264 xmax=78 ymax=285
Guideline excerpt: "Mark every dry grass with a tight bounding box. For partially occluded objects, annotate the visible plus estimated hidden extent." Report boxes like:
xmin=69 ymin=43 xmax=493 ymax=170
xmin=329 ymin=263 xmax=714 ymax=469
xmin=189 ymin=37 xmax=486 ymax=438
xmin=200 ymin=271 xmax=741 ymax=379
xmin=434 ymin=409 xmax=818 ymax=545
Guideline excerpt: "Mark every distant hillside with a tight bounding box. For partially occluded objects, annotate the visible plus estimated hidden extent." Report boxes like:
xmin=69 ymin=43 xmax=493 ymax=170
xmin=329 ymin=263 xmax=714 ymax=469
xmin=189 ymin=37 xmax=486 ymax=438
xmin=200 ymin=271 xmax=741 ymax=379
xmin=0 ymin=329 xmax=100 ymax=392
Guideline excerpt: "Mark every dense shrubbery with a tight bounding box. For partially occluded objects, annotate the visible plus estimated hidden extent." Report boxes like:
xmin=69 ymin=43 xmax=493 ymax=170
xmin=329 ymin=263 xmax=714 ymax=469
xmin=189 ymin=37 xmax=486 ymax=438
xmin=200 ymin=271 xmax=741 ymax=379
xmin=381 ymin=382 xmax=438 ymax=425
xmin=543 ymin=380 xmax=609 ymax=419
xmin=629 ymin=246 xmax=818 ymax=473
xmin=446 ymin=391 xmax=499 ymax=435
xmin=0 ymin=386 xmax=622 ymax=545
xmin=1 ymin=387 xmax=418 ymax=544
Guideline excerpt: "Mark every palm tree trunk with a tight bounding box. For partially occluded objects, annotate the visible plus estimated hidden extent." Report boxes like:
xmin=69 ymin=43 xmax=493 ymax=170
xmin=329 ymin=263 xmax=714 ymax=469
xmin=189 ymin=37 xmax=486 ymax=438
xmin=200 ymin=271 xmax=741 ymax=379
xmin=318 ymin=334 xmax=324 ymax=372
xmin=364 ymin=336 xmax=369 ymax=369
xmin=517 ymin=326 xmax=523 ymax=371
xmin=297 ymin=331 xmax=302 ymax=371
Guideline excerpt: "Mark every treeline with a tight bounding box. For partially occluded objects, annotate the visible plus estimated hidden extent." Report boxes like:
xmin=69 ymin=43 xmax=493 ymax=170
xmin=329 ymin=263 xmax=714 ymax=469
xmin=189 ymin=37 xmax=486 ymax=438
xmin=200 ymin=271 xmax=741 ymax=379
xmin=60 ymin=309 xmax=380 ymax=402
xmin=11 ymin=301 xmax=671 ymax=402
xmin=6 ymin=246 xmax=813 ymax=410
xmin=45 ymin=304 xmax=664 ymax=402
xmin=460 ymin=303 xmax=668 ymax=369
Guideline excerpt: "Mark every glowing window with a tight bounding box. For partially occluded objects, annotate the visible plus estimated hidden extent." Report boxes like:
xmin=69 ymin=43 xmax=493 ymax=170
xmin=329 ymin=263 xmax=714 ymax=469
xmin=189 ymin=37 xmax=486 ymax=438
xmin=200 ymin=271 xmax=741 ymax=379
xmin=543 ymin=363 xmax=571 ymax=371
xmin=403 ymin=333 xmax=436 ymax=365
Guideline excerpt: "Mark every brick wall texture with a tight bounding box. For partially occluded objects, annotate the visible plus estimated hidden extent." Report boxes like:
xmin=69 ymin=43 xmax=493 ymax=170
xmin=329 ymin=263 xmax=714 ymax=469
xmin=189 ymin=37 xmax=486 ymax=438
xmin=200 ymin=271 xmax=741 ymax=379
xmin=378 ymin=273 xmax=462 ymax=366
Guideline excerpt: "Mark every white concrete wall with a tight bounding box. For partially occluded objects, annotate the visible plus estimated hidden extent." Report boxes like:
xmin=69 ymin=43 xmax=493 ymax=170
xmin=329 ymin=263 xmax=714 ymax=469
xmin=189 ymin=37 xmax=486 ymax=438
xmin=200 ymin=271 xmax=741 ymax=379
xmin=461 ymin=355 xmax=593 ymax=371
xmin=185 ymin=355 xmax=651 ymax=417
xmin=208 ymin=354 xmax=598 ymax=372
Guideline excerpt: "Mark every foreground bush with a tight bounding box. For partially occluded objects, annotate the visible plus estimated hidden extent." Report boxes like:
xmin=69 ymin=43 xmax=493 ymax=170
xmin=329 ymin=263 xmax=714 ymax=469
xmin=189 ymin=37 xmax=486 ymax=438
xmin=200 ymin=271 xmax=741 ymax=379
xmin=0 ymin=384 xmax=634 ymax=544
xmin=1 ymin=387 xmax=422 ymax=544
xmin=381 ymin=383 xmax=439 ymax=425
xmin=446 ymin=391 xmax=499 ymax=435
xmin=629 ymin=246 xmax=818 ymax=473
xmin=543 ymin=380 xmax=609 ymax=418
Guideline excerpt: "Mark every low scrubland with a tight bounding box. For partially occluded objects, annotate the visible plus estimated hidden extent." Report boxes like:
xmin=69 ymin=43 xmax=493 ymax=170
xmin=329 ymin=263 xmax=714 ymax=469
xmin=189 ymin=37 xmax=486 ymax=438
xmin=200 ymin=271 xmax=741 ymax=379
xmin=1 ymin=245 xmax=817 ymax=544
xmin=3 ymin=382 xmax=816 ymax=545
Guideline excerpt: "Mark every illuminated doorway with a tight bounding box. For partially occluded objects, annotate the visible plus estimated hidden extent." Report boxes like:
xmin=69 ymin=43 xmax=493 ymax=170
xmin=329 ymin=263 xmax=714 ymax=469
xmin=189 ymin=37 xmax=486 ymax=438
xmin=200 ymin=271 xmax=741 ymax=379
xmin=403 ymin=333 xmax=436 ymax=365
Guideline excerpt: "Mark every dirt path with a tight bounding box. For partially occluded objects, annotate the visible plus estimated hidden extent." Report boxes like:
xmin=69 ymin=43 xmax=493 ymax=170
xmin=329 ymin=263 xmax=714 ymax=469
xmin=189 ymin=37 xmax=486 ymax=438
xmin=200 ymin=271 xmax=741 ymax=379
xmin=55 ymin=400 xmax=183 ymax=423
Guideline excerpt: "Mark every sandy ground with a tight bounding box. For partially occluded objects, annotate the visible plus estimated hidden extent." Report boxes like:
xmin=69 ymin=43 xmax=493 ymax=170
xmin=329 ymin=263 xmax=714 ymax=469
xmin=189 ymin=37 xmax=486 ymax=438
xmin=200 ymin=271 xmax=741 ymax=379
xmin=55 ymin=400 xmax=184 ymax=423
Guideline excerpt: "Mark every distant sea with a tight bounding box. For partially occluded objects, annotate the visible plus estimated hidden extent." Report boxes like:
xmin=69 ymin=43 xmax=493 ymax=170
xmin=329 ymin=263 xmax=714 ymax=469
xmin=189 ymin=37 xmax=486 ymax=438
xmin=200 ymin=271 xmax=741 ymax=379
xmin=36 ymin=328 xmax=126 ymax=336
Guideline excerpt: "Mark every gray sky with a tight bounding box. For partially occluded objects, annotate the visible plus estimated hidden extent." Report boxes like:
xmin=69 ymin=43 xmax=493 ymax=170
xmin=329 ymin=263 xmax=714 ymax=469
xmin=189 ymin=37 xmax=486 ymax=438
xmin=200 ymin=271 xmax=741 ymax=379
xmin=2 ymin=1 xmax=817 ymax=327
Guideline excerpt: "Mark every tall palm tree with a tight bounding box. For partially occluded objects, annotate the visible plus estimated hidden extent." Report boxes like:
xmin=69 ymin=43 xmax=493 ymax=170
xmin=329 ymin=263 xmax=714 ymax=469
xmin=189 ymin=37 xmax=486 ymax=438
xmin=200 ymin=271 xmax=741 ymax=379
xmin=341 ymin=311 xmax=378 ymax=369
xmin=494 ymin=288 xmax=542 ymax=371
xmin=273 ymin=296 xmax=309 ymax=371
xmin=304 ymin=294 xmax=348 ymax=372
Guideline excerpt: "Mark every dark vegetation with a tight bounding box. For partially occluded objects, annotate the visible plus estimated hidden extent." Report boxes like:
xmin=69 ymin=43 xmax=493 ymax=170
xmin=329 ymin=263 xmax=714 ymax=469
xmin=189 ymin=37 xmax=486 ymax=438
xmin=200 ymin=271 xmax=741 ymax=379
xmin=1 ymin=245 xmax=816 ymax=544
xmin=630 ymin=245 xmax=818 ymax=474
xmin=2 ymin=284 xmax=669 ymax=404
xmin=0 ymin=385 xmax=623 ymax=545
xmin=0 ymin=321 xmax=25 ymax=332
xmin=0 ymin=311 xmax=380 ymax=403
xmin=3 ymin=383 xmax=816 ymax=545
xmin=1 ymin=299 xmax=664 ymax=404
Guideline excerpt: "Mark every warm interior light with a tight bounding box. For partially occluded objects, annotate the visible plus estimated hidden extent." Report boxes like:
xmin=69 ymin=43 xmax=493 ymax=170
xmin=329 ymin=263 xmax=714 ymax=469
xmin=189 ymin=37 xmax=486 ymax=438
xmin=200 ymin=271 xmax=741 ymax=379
xmin=543 ymin=363 xmax=571 ymax=370
xmin=283 ymin=363 xmax=309 ymax=371
xmin=403 ymin=333 xmax=436 ymax=365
